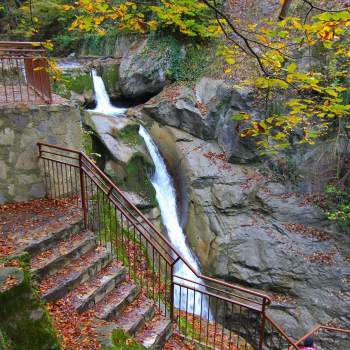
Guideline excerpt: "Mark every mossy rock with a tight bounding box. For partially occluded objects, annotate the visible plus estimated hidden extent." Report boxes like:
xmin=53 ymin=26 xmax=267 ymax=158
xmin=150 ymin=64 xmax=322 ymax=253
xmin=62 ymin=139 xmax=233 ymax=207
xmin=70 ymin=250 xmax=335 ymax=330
xmin=117 ymin=124 xmax=142 ymax=145
xmin=102 ymin=329 xmax=147 ymax=350
xmin=0 ymin=267 xmax=61 ymax=350
xmin=0 ymin=328 xmax=8 ymax=350
xmin=126 ymin=154 xmax=156 ymax=206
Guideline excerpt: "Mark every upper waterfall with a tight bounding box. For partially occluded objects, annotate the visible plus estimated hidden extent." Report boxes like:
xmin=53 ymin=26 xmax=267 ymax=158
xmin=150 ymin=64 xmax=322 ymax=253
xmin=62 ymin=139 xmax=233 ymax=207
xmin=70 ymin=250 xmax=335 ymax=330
xmin=89 ymin=70 xmax=126 ymax=117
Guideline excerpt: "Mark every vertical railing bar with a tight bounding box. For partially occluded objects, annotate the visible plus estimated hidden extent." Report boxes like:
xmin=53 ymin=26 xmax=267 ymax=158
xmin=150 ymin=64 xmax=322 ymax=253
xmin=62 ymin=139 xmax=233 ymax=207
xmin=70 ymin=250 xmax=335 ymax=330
xmin=237 ymin=306 xmax=242 ymax=350
xmin=245 ymin=309 xmax=251 ymax=350
xmin=69 ymin=164 xmax=74 ymax=204
xmin=140 ymin=229 xmax=143 ymax=291
xmin=170 ymin=264 xmax=174 ymax=322
xmin=114 ymin=206 xmax=118 ymax=260
xmin=1 ymin=57 xmax=8 ymax=102
xmin=121 ymin=214 xmax=125 ymax=266
xmin=269 ymin=324 xmax=275 ymax=350
xmin=97 ymin=188 xmax=101 ymax=243
xmin=185 ymin=288 xmax=189 ymax=337
xmin=133 ymin=223 xmax=136 ymax=281
xmin=220 ymin=301 xmax=226 ymax=350
xmin=91 ymin=178 xmax=95 ymax=232
xmin=79 ymin=153 xmax=88 ymax=230
xmin=152 ymin=247 xmax=155 ymax=302
xmin=229 ymin=302 xmax=234 ymax=347
xmin=178 ymin=285 xmax=182 ymax=335
xmin=74 ymin=165 xmax=78 ymax=207
xmin=158 ymin=253 xmax=161 ymax=313
xmin=213 ymin=298 xmax=219 ymax=349
xmin=10 ymin=58 xmax=16 ymax=101
xmin=46 ymin=158 xmax=53 ymax=197
xmin=199 ymin=292 xmax=203 ymax=344
xmin=15 ymin=58 xmax=23 ymax=101
xmin=65 ymin=162 xmax=69 ymax=200
xmin=252 ymin=311 xmax=259 ymax=348
xmin=146 ymin=239 xmax=149 ymax=296
xmin=127 ymin=219 xmax=130 ymax=279
xmin=206 ymin=296 xmax=211 ymax=346
xmin=103 ymin=193 xmax=106 ymax=245
xmin=191 ymin=290 xmax=196 ymax=342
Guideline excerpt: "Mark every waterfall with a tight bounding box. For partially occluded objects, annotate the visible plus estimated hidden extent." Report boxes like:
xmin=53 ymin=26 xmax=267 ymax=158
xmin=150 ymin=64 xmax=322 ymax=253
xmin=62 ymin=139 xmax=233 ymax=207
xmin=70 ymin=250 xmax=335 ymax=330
xmin=139 ymin=126 xmax=211 ymax=319
xmin=89 ymin=70 xmax=126 ymax=117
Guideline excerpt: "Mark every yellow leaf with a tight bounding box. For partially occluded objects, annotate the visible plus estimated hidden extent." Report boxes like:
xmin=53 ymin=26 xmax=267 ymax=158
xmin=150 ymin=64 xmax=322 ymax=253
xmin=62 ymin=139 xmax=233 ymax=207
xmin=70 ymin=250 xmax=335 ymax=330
xmin=225 ymin=68 xmax=232 ymax=73
xmin=256 ymin=34 xmax=268 ymax=44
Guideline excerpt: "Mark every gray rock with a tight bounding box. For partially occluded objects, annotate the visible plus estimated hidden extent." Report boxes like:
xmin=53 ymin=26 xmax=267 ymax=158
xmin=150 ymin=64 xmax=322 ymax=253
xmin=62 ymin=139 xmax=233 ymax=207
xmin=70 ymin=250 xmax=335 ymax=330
xmin=144 ymin=124 xmax=350 ymax=340
xmin=141 ymin=77 xmax=264 ymax=163
xmin=119 ymin=39 xmax=173 ymax=99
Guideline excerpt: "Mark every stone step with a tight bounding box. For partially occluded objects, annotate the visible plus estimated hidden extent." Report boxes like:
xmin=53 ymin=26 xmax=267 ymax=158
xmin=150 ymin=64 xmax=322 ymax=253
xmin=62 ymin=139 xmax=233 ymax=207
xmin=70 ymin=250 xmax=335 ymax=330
xmin=63 ymin=260 xmax=126 ymax=314
xmin=38 ymin=245 xmax=112 ymax=303
xmin=89 ymin=280 xmax=141 ymax=322
xmin=114 ymin=295 xmax=156 ymax=338
xmin=21 ymin=216 xmax=84 ymax=258
xmin=31 ymin=230 xmax=98 ymax=280
xmin=134 ymin=315 xmax=173 ymax=349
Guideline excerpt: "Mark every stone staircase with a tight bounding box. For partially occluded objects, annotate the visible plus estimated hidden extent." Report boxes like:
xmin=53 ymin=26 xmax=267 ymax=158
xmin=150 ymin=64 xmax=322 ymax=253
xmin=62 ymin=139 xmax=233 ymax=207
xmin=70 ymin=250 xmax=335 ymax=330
xmin=0 ymin=199 xmax=173 ymax=349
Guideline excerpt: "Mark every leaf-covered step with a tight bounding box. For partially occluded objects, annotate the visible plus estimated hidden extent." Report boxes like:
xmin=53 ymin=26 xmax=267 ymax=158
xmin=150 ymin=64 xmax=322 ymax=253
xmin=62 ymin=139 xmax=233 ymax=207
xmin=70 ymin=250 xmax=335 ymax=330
xmin=114 ymin=295 xmax=156 ymax=337
xmin=134 ymin=315 xmax=173 ymax=349
xmin=31 ymin=230 xmax=98 ymax=280
xmin=88 ymin=280 xmax=140 ymax=321
xmin=38 ymin=245 xmax=112 ymax=303
xmin=63 ymin=260 xmax=126 ymax=314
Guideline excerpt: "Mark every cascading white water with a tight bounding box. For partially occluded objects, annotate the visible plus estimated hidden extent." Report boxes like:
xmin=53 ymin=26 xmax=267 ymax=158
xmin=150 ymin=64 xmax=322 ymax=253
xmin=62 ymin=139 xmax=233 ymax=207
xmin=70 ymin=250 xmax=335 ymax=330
xmin=89 ymin=70 xmax=126 ymax=117
xmin=139 ymin=126 xmax=212 ymax=319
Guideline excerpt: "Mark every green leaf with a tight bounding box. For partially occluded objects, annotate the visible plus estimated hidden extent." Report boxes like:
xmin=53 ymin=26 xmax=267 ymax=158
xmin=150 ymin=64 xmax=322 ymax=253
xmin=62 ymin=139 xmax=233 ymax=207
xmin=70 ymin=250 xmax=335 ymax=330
xmin=287 ymin=63 xmax=297 ymax=73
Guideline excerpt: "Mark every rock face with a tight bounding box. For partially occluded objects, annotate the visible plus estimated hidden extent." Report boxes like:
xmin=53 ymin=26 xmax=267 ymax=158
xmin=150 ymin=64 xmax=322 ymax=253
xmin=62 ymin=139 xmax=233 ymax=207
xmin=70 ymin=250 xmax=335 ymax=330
xmin=140 ymin=123 xmax=350 ymax=341
xmin=0 ymin=267 xmax=60 ymax=350
xmin=141 ymin=77 xmax=263 ymax=163
xmin=0 ymin=104 xmax=83 ymax=205
xmin=119 ymin=39 xmax=173 ymax=99
xmin=83 ymin=112 xmax=157 ymax=208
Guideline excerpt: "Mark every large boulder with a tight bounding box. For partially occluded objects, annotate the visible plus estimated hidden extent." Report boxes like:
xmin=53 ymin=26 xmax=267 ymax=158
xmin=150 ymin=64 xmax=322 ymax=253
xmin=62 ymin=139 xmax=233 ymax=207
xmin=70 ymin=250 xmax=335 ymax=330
xmin=83 ymin=112 xmax=157 ymax=208
xmin=0 ymin=267 xmax=60 ymax=350
xmin=145 ymin=124 xmax=350 ymax=341
xmin=141 ymin=77 xmax=264 ymax=163
xmin=119 ymin=39 xmax=173 ymax=99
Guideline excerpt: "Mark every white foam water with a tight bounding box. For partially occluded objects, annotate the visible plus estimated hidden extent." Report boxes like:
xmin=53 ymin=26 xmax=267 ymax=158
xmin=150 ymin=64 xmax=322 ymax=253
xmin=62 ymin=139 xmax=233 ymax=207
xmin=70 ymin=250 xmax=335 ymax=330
xmin=139 ymin=126 xmax=212 ymax=319
xmin=89 ymin=70 xmax=126 ymax=117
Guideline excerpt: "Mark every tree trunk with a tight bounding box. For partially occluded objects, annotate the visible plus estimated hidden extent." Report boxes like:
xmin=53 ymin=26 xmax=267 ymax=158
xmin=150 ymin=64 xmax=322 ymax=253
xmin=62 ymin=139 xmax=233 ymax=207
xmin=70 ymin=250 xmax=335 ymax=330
xmin=279 ymin=0 xmax=293 ymax=20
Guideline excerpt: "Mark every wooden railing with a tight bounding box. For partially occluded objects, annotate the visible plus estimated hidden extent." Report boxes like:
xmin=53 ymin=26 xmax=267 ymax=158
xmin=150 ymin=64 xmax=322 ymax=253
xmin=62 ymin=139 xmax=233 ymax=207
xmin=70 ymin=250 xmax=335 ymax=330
xmin=37 ymin=141 xmax=347 ymax=350
xmin=0 ymin=41 xmax=52 ymax=105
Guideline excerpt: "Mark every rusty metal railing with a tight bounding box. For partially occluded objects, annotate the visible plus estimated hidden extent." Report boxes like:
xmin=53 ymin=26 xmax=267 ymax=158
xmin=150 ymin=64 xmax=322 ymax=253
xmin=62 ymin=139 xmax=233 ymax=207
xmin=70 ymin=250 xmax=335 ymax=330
xmin=0 ymin=41 xmax=52 ymax=106
xmin=37 ymin=142 xmax=302 ymax=350
xmin=293 ymin=326 xmax=350 ymax=350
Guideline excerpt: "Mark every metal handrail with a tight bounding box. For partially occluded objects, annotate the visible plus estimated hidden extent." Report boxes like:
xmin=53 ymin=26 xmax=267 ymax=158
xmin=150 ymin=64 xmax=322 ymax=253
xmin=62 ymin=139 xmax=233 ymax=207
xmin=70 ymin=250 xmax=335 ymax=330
xmin=38 ymin=141 xmax=271 ymax=307
xmin=0 ymin=41 xmax=52 ymax=105
xmin=39 ymin=141 xmax=347 ymax=350
xmin=292 ymin=326 xmax=350 ymax=350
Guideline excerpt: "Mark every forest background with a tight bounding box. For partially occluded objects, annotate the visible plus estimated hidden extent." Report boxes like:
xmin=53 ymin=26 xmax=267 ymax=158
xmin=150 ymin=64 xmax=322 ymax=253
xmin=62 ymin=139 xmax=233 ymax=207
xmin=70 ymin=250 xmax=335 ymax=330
xmin=1 ymin=0 xmax=350 ymax=230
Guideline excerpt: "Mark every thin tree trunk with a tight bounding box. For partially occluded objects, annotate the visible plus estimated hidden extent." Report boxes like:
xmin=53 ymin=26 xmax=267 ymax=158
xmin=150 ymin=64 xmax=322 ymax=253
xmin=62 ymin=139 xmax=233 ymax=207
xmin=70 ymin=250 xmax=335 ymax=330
xmin=279 ymin=0 xmax=293 ymax=20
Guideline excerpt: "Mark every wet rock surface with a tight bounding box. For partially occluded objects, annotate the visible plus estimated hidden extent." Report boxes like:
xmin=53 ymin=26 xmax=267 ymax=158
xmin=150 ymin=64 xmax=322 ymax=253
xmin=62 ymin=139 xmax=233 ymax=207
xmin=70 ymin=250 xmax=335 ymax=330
xmin=141 ymin=124 xmax=350 ymax=341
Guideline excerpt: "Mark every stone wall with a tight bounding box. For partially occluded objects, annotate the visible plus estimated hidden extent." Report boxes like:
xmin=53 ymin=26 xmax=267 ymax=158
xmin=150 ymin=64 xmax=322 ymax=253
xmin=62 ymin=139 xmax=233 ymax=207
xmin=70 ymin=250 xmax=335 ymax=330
xmin=0 ymin=104 xmax=83 ymax=205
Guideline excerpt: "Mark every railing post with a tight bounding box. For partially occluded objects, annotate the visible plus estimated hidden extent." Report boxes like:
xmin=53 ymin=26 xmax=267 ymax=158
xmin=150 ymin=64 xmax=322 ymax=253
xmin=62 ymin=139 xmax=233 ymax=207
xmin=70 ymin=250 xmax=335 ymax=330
xmin=170 ymin=263 xmax=175 ymax=322
xmin=79 ymin=153 xmax=88 ymax=230
xmin=258 ymin=299 xmax=267 ymax=350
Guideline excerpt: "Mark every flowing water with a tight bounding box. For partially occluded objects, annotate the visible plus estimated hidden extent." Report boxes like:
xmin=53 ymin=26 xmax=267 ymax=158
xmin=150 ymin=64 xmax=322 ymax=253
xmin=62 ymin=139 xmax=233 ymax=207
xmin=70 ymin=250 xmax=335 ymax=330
xmin=89 ymin=70 xmax=126 ymax=117
xmin=139 ymin=126 xmax=211 ymax=318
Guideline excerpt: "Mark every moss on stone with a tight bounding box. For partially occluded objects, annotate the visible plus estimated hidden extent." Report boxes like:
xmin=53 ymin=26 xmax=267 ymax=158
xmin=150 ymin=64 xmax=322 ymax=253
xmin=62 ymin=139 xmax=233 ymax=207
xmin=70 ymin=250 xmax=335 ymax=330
xmin=0 ymin=267 xmax=61 ymax=350
xmin=103 ymin=329 xmax=147 ymax=349
xmin=0 ymin=328 xmax=8 ymax=350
